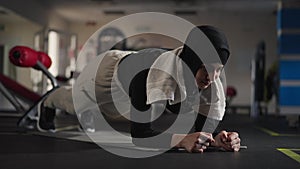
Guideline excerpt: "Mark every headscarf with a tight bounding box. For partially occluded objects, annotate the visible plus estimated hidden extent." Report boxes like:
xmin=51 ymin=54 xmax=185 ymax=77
xmin=179 ymin=25 xmax=230 ymax=76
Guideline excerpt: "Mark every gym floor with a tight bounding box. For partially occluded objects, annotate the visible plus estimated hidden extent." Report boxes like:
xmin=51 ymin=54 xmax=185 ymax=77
xmin=0 ymin=113 xmax=299 ymax=169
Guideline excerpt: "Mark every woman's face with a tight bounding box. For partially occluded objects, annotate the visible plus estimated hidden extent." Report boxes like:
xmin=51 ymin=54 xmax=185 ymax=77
xmin=195 ymin=63 xmax=224 ymax=89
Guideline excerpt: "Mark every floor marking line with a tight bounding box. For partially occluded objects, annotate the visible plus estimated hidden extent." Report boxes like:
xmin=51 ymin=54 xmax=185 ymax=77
xmin=277 ymin=148 xmax=300 ymax=164
xmin=256 ymin=126 xmax=300 ymax=137
xmin=256 ymin=126 xmax=280 ymax=136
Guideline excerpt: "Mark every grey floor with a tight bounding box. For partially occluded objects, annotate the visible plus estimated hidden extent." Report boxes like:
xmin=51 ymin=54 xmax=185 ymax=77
xmin=0 ymin=113 xmax=299 ymax=169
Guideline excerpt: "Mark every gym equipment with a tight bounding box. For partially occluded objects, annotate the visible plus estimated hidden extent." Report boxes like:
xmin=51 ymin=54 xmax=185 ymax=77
xmin=277 ymin=1 xmax=300 ymax=127
xmin=0 ymin=77 xmax=27 ymax=114
xmin=9 ymin=46 xmax=56 ymax=86
xmin=251 ymin=41 xmax=266 ymax=117
xmin=0 ymin=46 xmax=49 ymax=116
xmin=0 ymin=73 xmax=41 ymax=115
xmin=8 ymin=46 xmax=59 ymax=129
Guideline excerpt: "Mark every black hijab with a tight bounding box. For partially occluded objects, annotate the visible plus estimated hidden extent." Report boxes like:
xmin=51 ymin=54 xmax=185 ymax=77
xmin=179 ymin=25 xmax=230 ymax=76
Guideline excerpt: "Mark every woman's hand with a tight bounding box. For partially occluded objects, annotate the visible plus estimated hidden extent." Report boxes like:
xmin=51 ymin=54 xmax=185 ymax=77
xmin=211 ymin=130 xmax=241 ymax=152
xmin=172 ymin=132 xmax=214 ymax=153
